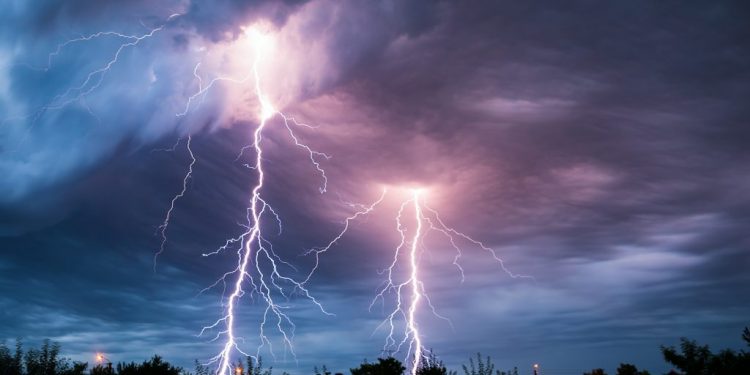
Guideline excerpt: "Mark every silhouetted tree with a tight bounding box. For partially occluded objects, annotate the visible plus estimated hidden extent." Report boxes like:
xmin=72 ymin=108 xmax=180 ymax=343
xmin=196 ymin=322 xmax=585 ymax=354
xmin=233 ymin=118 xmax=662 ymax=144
xmin=582 ymin=369 xmax=606 ymax=375
xmin=115 ymin=355 xmax=181 ymax=375
xmin=192 ymin=361 xmax=209 ymax=375
xmin=615 ymin=364 xmax=649 ymax=375
xmin=90 ymin=365 xmax=108 ymax=375
xmin=416 ymin=352 xmax=452 ymax=375
xmin=58 ymin=362 xmax=87 ymax=375
xmin=24 ymin=340 xmax=62 ymax=375
xmin=13 ymin=340 xmax=24 ymax=375
xmin=461 ymin=353 xmax=497 ymax=375
xmin=660 ymin=327 xmax=750 ymax=374
xmin=245 ymin=356 xmax=272 ymax=375
xmin=314 ymin=365 xmax=331 ymax=375
xmin=661 ymin=339 xmax=712 ymax=374
xmin=0 ymin=340 xmax=23 ymax=375
xmin=350 ymin=358 xmax=405 ymax=375
xmin=1 ymin=342 xmax=14 ymax=375
xmin=0 ymin=340 xmax=85 ymax=375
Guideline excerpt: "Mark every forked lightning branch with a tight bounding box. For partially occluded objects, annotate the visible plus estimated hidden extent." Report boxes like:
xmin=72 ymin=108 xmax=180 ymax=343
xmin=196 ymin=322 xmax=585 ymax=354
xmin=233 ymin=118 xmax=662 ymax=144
xmin=12 ymin=15 xmax=525 ymax=375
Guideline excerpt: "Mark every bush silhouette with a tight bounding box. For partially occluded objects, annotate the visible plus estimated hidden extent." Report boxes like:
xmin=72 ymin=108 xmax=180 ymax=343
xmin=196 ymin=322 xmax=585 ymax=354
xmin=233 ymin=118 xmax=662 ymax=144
xmin=4 ymin=327 xmax=750 ymax=375
xmin=661 ymin=327 xmax=750 ymax=374
xmin=115 ymin=355 xmax=181 ymax=375
xmin=350 ymin=358 xmax=405 ymax=375
xmin=615 ymin=363 xmax=649 ymax=375
xmin=415 ymin=352 xmax=451 ymax=375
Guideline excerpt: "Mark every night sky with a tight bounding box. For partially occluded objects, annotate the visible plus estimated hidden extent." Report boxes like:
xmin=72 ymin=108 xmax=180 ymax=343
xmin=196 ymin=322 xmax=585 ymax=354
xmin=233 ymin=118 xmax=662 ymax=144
xmin=2 ymin=1 xmax=749 ymax=374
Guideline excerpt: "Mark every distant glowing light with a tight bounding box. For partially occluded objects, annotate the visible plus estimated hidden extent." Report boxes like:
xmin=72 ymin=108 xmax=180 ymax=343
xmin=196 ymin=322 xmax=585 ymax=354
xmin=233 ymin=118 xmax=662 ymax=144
xmin=247 ymin=26 xmax=277 ymax=121
xmin=244 ymin=27 xmax=275 ymax=56
xmin=259 ymin=98 xmax=276 ymax=121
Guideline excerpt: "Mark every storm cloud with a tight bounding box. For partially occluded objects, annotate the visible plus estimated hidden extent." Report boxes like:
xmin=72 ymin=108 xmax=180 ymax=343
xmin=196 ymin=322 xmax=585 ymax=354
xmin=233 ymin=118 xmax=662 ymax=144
xmin=2 ymin=1 xmax=749 ymax=374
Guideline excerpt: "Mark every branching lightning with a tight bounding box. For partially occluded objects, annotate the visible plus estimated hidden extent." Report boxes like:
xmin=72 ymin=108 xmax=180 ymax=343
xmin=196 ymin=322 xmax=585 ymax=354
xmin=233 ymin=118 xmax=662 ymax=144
xmin=300 ymin=189 xmax=388 ymax=286
xmin=369 ymin=190 xmax=428 ymax=375
xmin=2 ymin=14 xmax=182 ymax=142
xmin=11 ymin=14 xmax=193 ymax=260
xmin=366 ymin=189 xmax=529 ymax=375
xmin=304 ymin=187 xmax=528 ymax=375
xmin=15 ymin=13 xmax=531 ymax=375
xmin=154 ymin=134 xmax=196 ymax=269
xmin=183 ymin=28 xmax=334 ymax=375
xmin=25 ymin=16 xmax=336 ymax=374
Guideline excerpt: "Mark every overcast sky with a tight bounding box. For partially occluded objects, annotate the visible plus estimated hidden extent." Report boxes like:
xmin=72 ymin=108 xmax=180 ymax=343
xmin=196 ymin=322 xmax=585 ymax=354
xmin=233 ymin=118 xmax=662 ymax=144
xmin=1 ymin=1 xmax=749 ymax=374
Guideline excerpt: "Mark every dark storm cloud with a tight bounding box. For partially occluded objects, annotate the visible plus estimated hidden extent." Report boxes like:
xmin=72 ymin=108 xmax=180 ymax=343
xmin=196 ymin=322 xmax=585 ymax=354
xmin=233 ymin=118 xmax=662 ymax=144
xmin=283 ymin=0 xmax=750 ymax=370
xmin=0 ymin=0 xmax=442 ymax=210
xmin=182 ymin=0 xmax=305 ymax=41
xmin=2 ymin=1 xmax=750 ymax=374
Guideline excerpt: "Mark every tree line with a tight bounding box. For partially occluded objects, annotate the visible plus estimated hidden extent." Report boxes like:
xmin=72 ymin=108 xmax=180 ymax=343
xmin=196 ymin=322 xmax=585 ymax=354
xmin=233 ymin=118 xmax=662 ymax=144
xmin=1 ymin=327 xmax=748 ymax=375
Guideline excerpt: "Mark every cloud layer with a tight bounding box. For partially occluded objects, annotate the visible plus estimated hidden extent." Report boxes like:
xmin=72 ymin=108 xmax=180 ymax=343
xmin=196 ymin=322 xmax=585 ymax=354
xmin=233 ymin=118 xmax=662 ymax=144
xmin=2 ymin=1 xmax=749 ymax=374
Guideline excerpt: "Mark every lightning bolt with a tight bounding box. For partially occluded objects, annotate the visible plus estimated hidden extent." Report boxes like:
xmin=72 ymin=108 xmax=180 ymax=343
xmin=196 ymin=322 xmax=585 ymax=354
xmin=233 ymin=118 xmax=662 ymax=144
xmin=2 ymin=13 xmax=182 ymax=147
xmin=9 ymin=14 xmax=195 ymax=267
xmin=370 ymin=190 xmax=428 ymax=375
xmin=366 ymin=189 xmax=530 ymax=375
xmin=154 ymin=134 xmax=196 ymax=269
xmin=404 ymin=191 xmax=424 ymax=375
xmin=14 ymin=13 xmax=530 ymax=375
xmin=300 ymin=187 xmax=527 ymax=375
xmin=22 ymin=16 xmax=334 ymax=374
xmin=193 ymin=28 xmax=333 ymax=375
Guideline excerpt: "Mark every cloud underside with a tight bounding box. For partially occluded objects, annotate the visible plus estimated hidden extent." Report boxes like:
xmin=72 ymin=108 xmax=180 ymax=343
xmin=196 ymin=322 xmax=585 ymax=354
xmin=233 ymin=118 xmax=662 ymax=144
xmin=1 ymin=1 xmax=749 ymax=373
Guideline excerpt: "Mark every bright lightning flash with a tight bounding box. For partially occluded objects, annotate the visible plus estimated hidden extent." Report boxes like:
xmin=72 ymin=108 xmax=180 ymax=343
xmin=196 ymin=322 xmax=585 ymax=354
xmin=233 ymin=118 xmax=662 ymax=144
xmin=18 ymin=15 xmax=529 ymax=375
xmin=369 ymin=188 xmax=529 ymax=375
xmin=189 ymin=27 xmax=334 ymax=375
xmin=56 ymin=20 xmax=340 ymax=375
